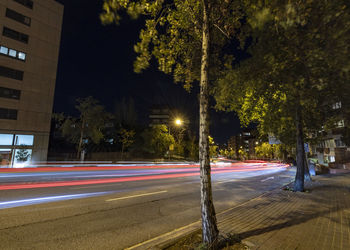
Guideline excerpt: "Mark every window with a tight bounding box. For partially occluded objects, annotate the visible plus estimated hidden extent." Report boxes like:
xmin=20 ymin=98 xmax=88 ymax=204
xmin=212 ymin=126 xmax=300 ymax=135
xmin=0 ymin=108 xmax=17 ymax=120
xmin=15 ymin=135 xmax=34 ymax=146
xmin=336 ymin=120 xmax=345 ymax=128
xmin=332 ymin=102 xmax=342 ymax=110
xmin=0 ymin=134 xmax=14 ymax=145
xmin=0 ymin=87 xmax=21 ymax=100
xmin=6 ymin=8 xmax=31 ymax=26
xmin=243 ymin=132 xmax=250 ymax=136
xmin=335 ymin=139 xmax=346 ymax=147
xmin=3 ymin=27 xmax=29 ymax=44
xmin=17 ymin=52 xmax=26 ymax=60
xmin=13 ymin=0 xmax=33 ymax=9
xmin=0 ymin=46 xmax=8 ymax=55
xmin=0 ymin=45 xmax=26 ymax=61
xmin=9 ymin=49 xmax=17 ymax=57
xmin=0 ymin=65 xmax=24 ymax=80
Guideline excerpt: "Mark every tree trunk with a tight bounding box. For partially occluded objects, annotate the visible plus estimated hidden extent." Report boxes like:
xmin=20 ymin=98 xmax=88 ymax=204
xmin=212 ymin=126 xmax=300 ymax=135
xmin=121 ymin=144 xmax=124 ymax=161
xmin=199 ymin=0 xmax=219 ymax=247
xmin=77 ymin=119 xmax=85 ymax=160
xmin=294 ymin=106 xmax=305 ymax=192
xmin=304 ymin=152 xmax=311 ymax=181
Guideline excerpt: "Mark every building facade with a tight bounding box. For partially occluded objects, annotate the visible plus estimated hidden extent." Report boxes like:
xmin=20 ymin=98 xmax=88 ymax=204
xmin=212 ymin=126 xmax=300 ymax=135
xmin=149 ymin=105 xmax=170 ymax=127
xmin=0 ymin=0 xmax=63 ymax=166
xmin=311 ymin=101 xmax=350 ymax=165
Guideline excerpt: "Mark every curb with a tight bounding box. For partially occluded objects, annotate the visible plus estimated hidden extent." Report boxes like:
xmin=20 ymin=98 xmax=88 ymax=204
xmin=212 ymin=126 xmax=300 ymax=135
xmin=126 ymin=177 xmax=295 ymax=249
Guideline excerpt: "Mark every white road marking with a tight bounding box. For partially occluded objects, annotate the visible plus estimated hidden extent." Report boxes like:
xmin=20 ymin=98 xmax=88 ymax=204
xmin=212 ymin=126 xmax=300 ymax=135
xmin=217 ymin=180 xmax=235 ymax=184
xmin=261 ymin=176 xmax=275 ymax=182
xmin=106 ymin=190 xmax=167 ymax=202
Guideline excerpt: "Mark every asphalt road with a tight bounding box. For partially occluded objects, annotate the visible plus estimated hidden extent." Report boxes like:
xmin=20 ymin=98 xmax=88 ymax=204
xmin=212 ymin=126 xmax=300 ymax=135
xmin=0 ymin=161 xmax=295 ymax=250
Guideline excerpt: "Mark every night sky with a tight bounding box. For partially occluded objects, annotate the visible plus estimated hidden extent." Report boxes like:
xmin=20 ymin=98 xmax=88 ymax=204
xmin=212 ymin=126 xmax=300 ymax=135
xmin=54 ymin=0 xmax=241 ymax=143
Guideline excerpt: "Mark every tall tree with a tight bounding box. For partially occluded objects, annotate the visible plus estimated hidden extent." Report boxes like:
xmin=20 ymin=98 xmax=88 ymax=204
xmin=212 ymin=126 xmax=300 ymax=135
xmin=100 ymin=0 xmax=244 ymax=244
xmin=58 ymin=97 xmax=109 ymax=159
xmin=119 ymin=128 xmax=135 ymax=160
xmin=214 ymin=0 xmax=350 ymax=191
xmin=141 ymin=125 xmax=175 ymax=157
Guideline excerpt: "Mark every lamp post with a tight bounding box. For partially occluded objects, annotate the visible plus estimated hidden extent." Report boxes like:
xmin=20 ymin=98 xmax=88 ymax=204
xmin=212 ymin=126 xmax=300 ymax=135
xmin=169 ymin=118 xmax=183 ymax=160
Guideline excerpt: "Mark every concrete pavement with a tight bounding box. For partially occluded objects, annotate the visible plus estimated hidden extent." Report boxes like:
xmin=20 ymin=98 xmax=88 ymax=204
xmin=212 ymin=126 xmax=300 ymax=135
xmin=139 ymin=173 xmax=350 ymax=249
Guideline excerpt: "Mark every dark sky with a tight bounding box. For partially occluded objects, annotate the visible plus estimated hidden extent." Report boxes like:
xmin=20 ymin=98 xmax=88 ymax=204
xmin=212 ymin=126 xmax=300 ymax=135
xmin=54 ymin=0 xmax=241 ymax=143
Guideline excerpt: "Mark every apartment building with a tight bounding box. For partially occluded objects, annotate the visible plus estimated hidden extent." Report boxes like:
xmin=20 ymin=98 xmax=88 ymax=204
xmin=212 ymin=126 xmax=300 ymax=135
xmin=312 ymin=101 xmax=350 ymax=165
xmin=0 ymin=0 xmax=63 ymax=166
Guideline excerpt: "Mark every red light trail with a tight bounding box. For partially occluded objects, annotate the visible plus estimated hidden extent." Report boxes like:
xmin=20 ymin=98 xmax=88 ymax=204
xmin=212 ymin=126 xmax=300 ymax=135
xmin=0 ymin=162 xmax=288 ymax=190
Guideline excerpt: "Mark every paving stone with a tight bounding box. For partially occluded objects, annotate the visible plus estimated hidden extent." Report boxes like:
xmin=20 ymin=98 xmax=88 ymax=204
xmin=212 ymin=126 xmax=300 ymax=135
xmin=214 ymin=174 xmax=350 ymax=249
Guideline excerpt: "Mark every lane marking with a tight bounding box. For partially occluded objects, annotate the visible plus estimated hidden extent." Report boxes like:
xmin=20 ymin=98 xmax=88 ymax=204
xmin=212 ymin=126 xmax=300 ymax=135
xmin=216 ymin=180 xmax=235 ymax=184
xmin=125 ymin=221 xmax=200 ymax=250
xmin=127 ymin=177 xmax=294 ymax=249
xmin=261 ymin=176 xmax=274 ymax=182
xmin=106 ymin=190 xmax=167 ymax=202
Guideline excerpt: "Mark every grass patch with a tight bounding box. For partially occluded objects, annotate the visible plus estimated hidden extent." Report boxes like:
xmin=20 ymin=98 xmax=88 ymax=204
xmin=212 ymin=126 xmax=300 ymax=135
xmin=163 ymin=230 xmax=248 ymax=250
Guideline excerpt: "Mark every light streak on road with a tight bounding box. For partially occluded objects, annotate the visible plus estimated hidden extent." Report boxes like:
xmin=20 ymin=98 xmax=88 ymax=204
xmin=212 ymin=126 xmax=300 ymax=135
xmin=0 ymin=191 xmax=113 ymax=209
xmin=0 ymin=163 xmax=288 ymax=191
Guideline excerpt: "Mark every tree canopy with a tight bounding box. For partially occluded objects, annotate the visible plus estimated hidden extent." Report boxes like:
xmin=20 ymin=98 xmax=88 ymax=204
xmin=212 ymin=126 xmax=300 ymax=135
xmin=55 ymin=97 xmax=109 ymax=159
xmin=214 ymin=0 xmax=350 ymax=191
xmin=100 ymin=0 xmax=246 ymax=244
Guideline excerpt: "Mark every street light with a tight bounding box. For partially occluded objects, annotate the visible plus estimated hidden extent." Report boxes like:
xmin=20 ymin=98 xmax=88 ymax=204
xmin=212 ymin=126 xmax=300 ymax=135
xmin=168 ymin=118 xmax=183 ymax=160
xmin=175 ymin=118 xmax=182 ymax=126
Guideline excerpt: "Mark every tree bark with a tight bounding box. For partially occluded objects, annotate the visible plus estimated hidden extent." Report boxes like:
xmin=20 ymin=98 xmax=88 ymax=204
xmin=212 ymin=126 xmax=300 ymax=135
xmin=304 ymin=152 xmax=311 ymax=181
xmin=77 ymin=119 xmax=85 ymax=160
xmin=199 ymin=0 xmax=219 ymax=247
xmin=121 ymin=144 xmax=124 ymax=161
xmin=294 ymin=106 xmax=305 ymax=192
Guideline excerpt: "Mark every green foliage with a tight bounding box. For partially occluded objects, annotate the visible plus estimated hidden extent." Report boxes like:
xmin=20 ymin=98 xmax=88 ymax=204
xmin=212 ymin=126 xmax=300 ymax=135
xmin=119 ymin=128 xmax=135 ymax=151
xmin=218 ymin=148 xmax=235 ymax=159
xmin=185 ymin=133 xmax=199 ymax=161
xmin=16 ymin=147 xmax=30 ymax=162
xmin=57 ymin=97 xmax=110 ymax=149
xmin=141 ymin=125 xmax=175 ymax=157
xmin=100 ymin=0 xmax=247 ymax=243
xmin=100 ymin=0 xmax=245 ymax=90
xmin=255 ymin=142 xmax=273 ymax=159
xmin=238 ymin=148 xmax=248 ymax=160
xmin=214 ymin=0 xmax=350 ymax=145
xmin=208 ymin=136 xmax=218 ymax=158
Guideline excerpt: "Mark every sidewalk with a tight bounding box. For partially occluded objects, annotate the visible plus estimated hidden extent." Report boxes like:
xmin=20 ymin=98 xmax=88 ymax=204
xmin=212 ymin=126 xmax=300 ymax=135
xmin=217 ymin=173 xmax=350 ymax=249
xmin=134 ymin=173 xmax=350 ymax=249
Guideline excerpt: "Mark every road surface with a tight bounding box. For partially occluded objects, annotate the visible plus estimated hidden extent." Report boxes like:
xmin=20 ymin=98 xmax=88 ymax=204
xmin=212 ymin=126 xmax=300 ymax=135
xmin=0 ymin=161 xmax=294 ymax=249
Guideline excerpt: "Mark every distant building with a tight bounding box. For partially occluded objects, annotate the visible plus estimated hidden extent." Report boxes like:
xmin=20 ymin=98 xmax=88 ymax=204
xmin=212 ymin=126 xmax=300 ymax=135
xmin=149 ymin=105 xmax=170 ymax=127
xmin=228 ymin=128 xmax=258 ymax=159
xmin=0 ymin=0 xmax=63 ymax=166
xmin=311 ymin=101 xmax=350 ymax=165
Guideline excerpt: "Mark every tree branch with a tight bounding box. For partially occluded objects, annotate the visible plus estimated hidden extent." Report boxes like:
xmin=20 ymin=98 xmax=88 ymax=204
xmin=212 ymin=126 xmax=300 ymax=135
xmin=213 ymin=23 xmax=230 ymax=38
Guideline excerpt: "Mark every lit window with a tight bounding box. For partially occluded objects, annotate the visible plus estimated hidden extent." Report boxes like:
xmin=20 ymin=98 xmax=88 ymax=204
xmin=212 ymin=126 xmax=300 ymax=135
xmin=17 ymin=52 xmax=26 ymax=60
xmin=332 ymin=102 xmax=342 ymax=109
xmin=15 ymin=135 xmax=34 ymax=146
xmin=336 ymin=120 xmax=345 ymax=128
xmin=0 ymin=46 xmax=8 ymax=55
xmin=9 ymin=49 xmax=16 ymax=57
xmin=0 ymin=134 xmax=14 ymax=145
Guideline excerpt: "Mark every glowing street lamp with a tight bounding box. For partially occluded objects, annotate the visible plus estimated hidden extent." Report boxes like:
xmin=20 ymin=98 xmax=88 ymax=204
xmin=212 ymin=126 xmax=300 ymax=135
xmin=175 ymin=118 xmax=183 ymax=126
